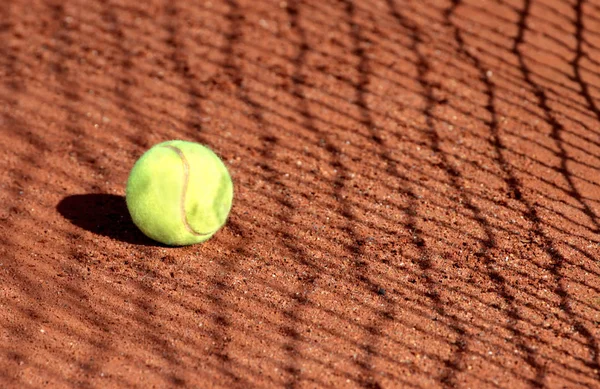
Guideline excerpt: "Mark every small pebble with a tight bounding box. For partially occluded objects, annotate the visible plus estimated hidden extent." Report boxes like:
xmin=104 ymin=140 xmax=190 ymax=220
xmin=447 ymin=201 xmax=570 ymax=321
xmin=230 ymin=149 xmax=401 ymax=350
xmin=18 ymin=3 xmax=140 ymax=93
xmin=377 ymin=287 xmax=386 ymax=296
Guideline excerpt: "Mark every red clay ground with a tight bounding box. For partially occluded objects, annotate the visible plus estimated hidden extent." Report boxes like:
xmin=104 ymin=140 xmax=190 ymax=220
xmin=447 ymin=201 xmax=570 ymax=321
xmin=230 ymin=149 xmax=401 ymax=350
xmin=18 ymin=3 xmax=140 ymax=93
xmin=1 ymin=0 xmax=600 ymax=388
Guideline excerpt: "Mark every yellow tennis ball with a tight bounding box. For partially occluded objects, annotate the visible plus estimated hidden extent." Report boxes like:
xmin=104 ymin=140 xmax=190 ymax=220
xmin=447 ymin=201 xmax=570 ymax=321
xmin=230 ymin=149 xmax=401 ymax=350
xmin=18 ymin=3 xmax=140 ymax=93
xmin=125 ymin=140 xmax=233 ymax=246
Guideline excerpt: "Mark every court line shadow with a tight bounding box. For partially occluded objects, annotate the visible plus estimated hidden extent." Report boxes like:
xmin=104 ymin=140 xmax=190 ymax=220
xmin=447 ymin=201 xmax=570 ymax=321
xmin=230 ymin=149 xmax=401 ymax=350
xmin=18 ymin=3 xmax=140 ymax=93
xmin=57 ymin=193 xmax=158 ymax=246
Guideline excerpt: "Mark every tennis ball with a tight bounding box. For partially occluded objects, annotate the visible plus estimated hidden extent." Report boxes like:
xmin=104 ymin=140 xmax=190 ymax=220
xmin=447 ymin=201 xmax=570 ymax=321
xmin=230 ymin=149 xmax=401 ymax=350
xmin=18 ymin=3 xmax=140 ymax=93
xmin=125 ymin=140 xmax=233 ymax=246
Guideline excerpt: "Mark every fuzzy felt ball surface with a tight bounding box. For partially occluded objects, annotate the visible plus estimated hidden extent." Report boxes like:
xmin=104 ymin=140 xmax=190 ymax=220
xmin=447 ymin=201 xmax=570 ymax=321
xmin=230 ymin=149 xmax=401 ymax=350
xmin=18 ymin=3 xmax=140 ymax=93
xmin=125 ymin=140 xmax=234 ymax=246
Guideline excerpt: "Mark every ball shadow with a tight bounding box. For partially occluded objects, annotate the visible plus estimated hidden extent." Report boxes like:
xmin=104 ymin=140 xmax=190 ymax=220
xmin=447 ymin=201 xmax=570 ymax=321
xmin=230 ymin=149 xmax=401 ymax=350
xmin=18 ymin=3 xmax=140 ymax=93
xmin=57 ymin=193 xmax=159 ymax=246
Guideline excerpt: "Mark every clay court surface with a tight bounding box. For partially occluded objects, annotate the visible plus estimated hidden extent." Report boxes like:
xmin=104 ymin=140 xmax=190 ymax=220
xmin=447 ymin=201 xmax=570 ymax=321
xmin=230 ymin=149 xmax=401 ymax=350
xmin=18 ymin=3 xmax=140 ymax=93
xmin=1 ymin=0 xmax=600 ymax=387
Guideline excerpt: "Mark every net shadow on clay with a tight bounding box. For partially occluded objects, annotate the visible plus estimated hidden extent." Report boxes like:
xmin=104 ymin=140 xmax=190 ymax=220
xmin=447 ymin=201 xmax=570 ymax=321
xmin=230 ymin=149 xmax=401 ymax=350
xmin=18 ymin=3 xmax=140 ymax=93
xmin=513 ymin=0 xmax=600 ymax=379
xmin=1 ymin=0 xmax=600 ymax=388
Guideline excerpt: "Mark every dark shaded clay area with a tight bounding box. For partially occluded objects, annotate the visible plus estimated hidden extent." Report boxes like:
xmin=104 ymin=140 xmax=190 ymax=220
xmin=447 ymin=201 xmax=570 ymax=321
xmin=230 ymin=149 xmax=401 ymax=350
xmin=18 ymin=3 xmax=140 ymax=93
xmin=1 ymin=0 xmax=600 ymax=388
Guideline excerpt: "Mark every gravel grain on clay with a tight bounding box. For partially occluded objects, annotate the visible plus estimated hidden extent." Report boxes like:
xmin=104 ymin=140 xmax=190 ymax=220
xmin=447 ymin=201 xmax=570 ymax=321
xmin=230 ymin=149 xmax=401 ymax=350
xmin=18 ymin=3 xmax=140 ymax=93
xmin=1 ymin=0 xmax=600 ymax=388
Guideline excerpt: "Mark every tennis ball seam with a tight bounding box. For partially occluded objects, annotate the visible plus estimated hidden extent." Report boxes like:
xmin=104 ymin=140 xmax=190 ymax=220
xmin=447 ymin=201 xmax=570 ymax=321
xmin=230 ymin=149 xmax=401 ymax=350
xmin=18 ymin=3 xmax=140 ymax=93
xmin=162 ymin=145 xmax=215 ymax=237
